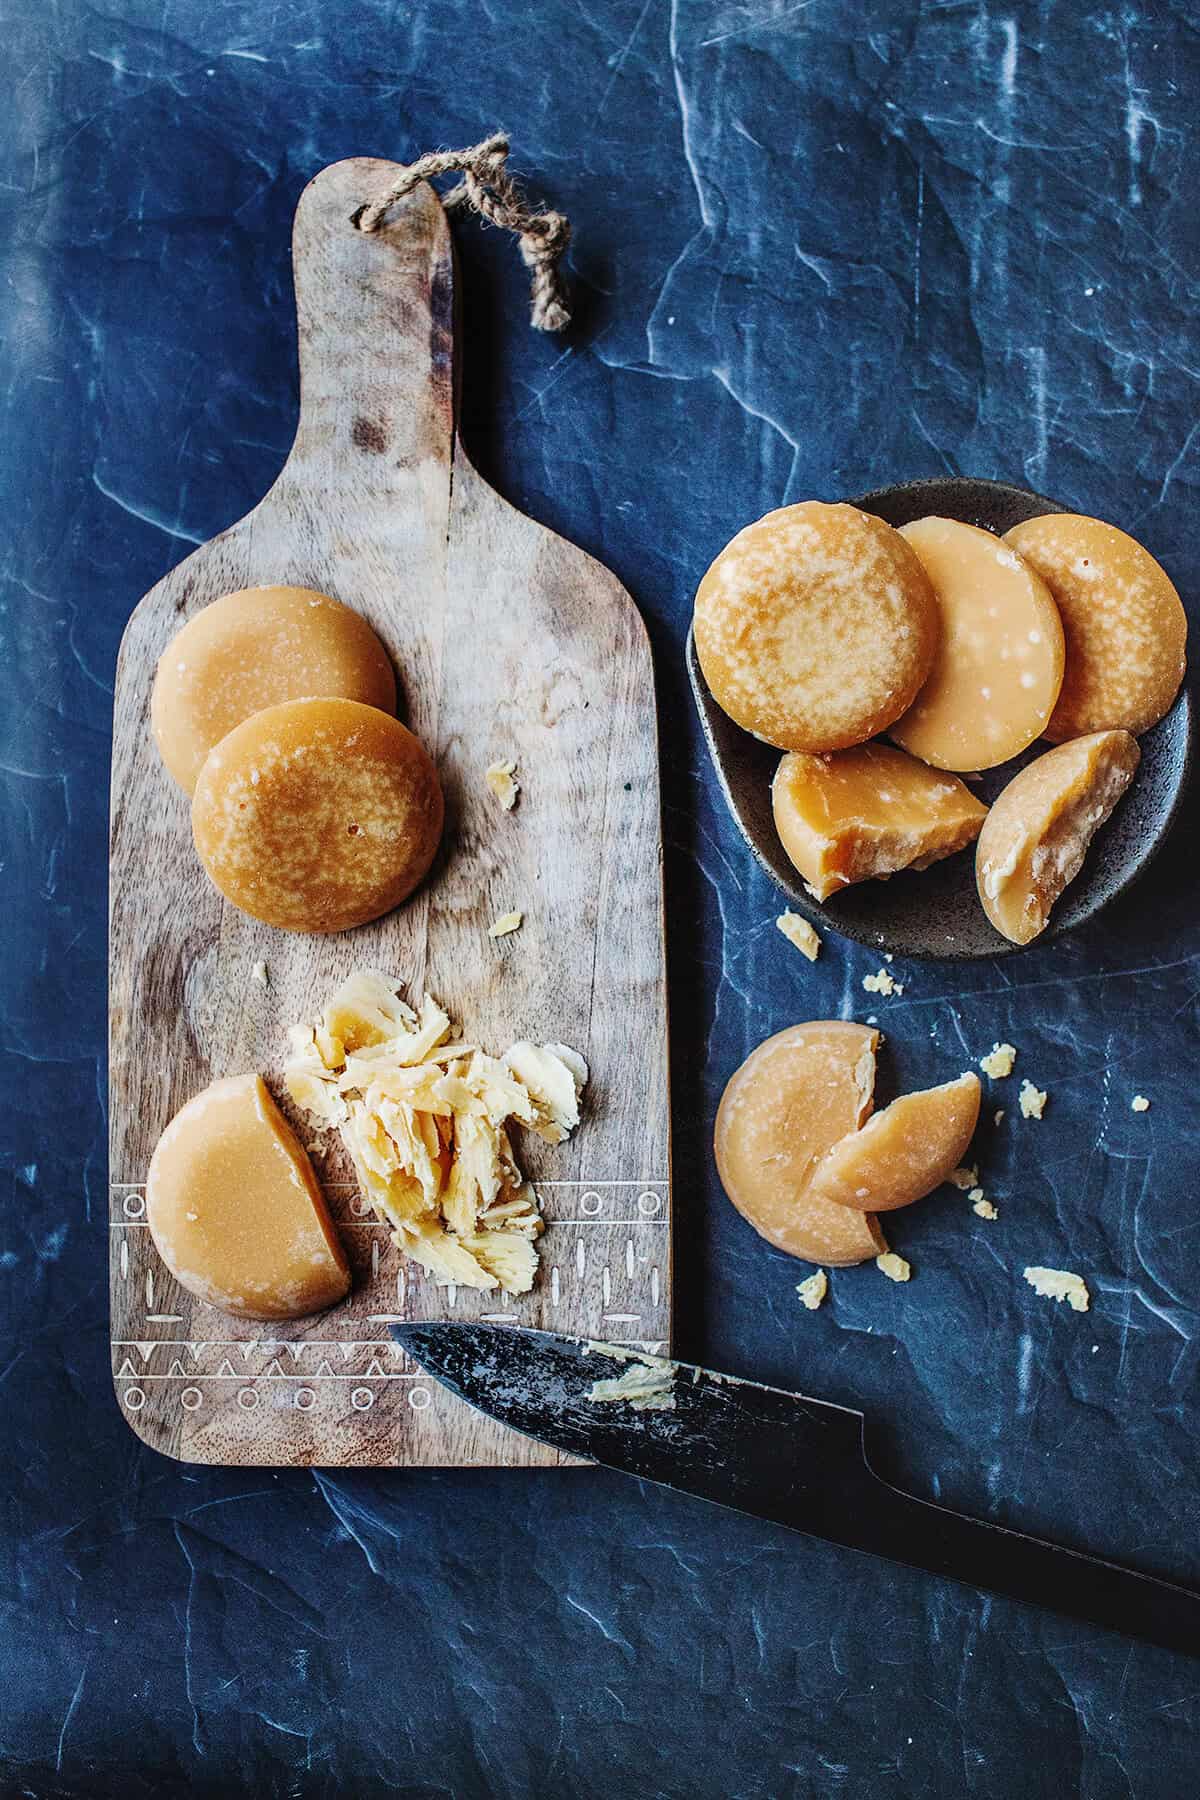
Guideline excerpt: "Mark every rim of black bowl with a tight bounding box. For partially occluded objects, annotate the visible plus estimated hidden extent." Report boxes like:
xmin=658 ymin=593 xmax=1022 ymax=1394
xmin=687 ymin=477 xmax=1194 ymax=962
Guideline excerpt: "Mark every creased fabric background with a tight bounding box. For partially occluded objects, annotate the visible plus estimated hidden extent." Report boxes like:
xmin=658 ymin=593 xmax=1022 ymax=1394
xmin=1 ymin=1 xmax=1198 ymax=1793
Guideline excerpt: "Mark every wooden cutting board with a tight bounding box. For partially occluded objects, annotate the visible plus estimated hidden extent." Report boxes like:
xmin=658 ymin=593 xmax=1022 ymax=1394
xmin=109 ymin=159 xmax=671 ymax=1467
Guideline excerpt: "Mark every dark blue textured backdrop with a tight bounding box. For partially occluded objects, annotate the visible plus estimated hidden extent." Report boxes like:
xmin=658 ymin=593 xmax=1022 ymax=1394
xmin=3 ymin=2 xmax=1199 ymax=1793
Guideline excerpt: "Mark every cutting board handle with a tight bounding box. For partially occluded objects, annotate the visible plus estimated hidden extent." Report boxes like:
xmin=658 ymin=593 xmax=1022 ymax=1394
xmin=280 ymin=158 xmax=455 ymax=492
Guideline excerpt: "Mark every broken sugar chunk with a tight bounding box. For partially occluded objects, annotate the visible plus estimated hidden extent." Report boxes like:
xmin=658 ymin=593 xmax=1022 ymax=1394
xmin=876 ymin=1252 xmax=911 ymax=1283
xmin=776 ymin=910 xmax=821 ymax=961
xmin=889 ymin=516 xmax=1066 ymax=771
xmin=949 ymin=1164 xmax=978 ymax=1191
xmin=1024 ymin=1266 xmax=1089 ymax=1311
xmin=862 ymin=968 xmax=904 ymax=997
xmin=976 ymin=731 xmax=1140 ymax=945
xmin=810 ymin=1073 xmax=981 ymax=1214
xmin=589 ymin=1355 xmax=676 ymax=1410
xmin=1131 ymin=1095 xmax=1150 ymax=1113
xmin=979 ymin=1042 xmax=1017 ymax=1079
xmin=146 ymin=1073 xmax=351 ymax=1321
xmin=772 ymin=742 xmax=987 ymax=902
xmin=714 ymin=1022 xmax=885 ymax=1266
xmin=485 ymin=758 xmax=520 ymax=811
xmin=489 ymin=910 xmax=523 ymax=938
xmin=1018 ymin=1079 xmax=1047 ymax=1120
xmin=969 ymin=1190 xmax=998 ymax=1220
xmin=503 ymin=1041 xmax=589 ymax=1144
xmin=797 ymin=1270 xmax=828 ymax=1310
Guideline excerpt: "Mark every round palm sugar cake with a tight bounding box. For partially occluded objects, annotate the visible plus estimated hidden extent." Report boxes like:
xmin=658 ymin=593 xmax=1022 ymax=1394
xmin=192 ymin=697 xmax=443 ymax=932
xmin=152 ymin=584 xmax=397 ymax=795
xmin=693 ymin=501 xmax=940 ymax=752
xmin=1003 ymin=514 xmax=1186 ymax=741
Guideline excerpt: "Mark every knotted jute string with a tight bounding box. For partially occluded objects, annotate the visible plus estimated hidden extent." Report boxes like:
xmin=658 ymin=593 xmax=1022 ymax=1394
xmin=356 ymin=133 xmax=572 ymax=332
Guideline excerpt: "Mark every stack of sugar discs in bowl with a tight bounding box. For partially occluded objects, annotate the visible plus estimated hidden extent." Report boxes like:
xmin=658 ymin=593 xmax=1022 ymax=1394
xmin=693 ymin=498 xmax=1187 ymax=1273
xmin=693 ymin=501 xmax=1187 ymax=948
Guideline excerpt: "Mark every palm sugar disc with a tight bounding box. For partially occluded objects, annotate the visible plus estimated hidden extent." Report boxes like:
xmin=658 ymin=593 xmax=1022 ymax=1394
xmin=689 ymin=476 xmax=1192 ymax=959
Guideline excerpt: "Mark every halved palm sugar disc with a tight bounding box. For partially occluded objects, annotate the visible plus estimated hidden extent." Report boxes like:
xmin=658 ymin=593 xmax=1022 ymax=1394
xmin=693 ymin=501 xmax=939 ymax=752
xmin=809 ymin=1073 xmax=981 ymax=1214
xmin=151 ymin=584 xmax=397 ymax=794
xmin=889 ymin=517 xmax=1065 ymax=771
xmin=772 ymin=742 xmax=988 ymax=901
xmin=192 ymin=697 xmax=443 ymax=933
xmin=714 ymin=1021 xmax=886 ymax=1265
xmin=976 ymin=730 xmax=1141 ymax=945
xmin=1003 ymin=514 xmax=1187 ymax=741
xmin=146 ymin=1072 xmax=351 ymax=1320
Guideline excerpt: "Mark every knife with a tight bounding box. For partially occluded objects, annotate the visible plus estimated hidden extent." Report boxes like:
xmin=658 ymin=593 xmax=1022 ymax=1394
xmin=392 ymin=1322 xmax=1200 ymax=1659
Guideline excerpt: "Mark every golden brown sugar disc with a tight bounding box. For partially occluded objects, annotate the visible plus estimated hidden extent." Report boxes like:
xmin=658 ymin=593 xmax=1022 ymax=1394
xmin=714 ymin=1021 xmax=886 ymax=1266
xmin=889 ymin=517 xmax=1065 ymax=771
xmin=151 ymin=585 xmax=397 ymax=794
xmin=192 ymin=697 xmax=443 ymax=933
xmin=976 ymin=730 xmax=1140 ymax=945
xmin=146 ymin=1073 xmax=351 ymax=1320
xmin=693 ymin=501 xmax=940 ymax=752
xmin=772 ymin=742 xmax=988 ymax=901
xmin=1003 ymin=514 xmax=1186 ymax=740
xmin=809 ymin=1074 xmax=981 ymax=1214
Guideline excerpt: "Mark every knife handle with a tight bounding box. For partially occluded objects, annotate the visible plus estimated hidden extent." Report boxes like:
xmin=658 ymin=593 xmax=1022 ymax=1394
xmin=856 ymin=1470 xmax=1200 ymax=1658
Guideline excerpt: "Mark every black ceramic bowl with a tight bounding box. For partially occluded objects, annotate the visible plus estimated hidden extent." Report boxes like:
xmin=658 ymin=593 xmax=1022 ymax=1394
xmin=687 ymin=476 xmax=1192 ymax=960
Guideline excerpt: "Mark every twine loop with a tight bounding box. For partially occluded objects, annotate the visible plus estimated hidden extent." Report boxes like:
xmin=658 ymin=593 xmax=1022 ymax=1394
xmin=356 ymin=132 xmax=572 ymax=332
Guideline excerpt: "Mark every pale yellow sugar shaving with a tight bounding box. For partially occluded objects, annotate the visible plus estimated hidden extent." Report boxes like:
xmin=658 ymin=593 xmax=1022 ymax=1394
xmin=876 ymin=1252 xmax=911 ymax=1283
xmin=1131 ymin=1095 xmax=1150 ymax=1113
xmin=285 ymin=970 xmax=585 ymax=1294
xmin=776 ymin=911 xmax=821 ymax=962
xmin=489 ymin=910 xmax=523 ymax=938
xmin=979 ymin=1042 xmax=1017 ymax=1079
xmin=485 ymin=758 xmax=520 ymax=810
xmin=1018 ymin=1079 xmax=1047 ymax=1120
xmin=1024 ymin=1266 xmax=1089 ymax=1312
xmin=589 ymin=1359 xmax=676 ymax=1410
xmin=796 ymin=1270 xmax=828 ymax=1310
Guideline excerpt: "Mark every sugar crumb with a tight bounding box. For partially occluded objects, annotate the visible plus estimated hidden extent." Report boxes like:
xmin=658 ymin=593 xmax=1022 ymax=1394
xmin=876 ymin=1252 xmax=911 ymax=1283
xmin=949 ymin=1165 xmax=978 ymax=1191
xmin=777 ymin=911 xmax=821 ymax=962
xmin=797 ymin=1269 xmax=828 ymax=1310
xmin=485 ymin=758 xmax=520 ymax=811
xmin=1018 ymin=1079 xmax=1047 ymax=1120
xmin=971 ymin=1192 xmax=998 ymax=1220
xmin=1131 ymin=1095 xmax=1150 ymax=1113
xmin=863 ymin=968 xmax=904 ymax=997
xmin=1024 ymin=1266 xmax=1089 ymax=1312
xmin=994 ymin=1110 xmax=1005 ymax=1125
xmin=489 ymin=911 xmax=524 ymax=939
xmin=979 ymin=1042 xmax=1017 ymax=1079
xmin=251 ymin=960 xmax=269 ymax=987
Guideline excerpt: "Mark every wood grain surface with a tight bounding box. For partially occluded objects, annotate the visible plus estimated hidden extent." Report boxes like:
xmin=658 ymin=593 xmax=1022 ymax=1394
xmin=109 ymin=159 xmax=671 ymax=1467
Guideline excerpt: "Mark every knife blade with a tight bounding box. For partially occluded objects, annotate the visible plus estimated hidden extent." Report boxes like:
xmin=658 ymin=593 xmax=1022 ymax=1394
xmin=392 ymin=1322 xmax=1200 ymax=1659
